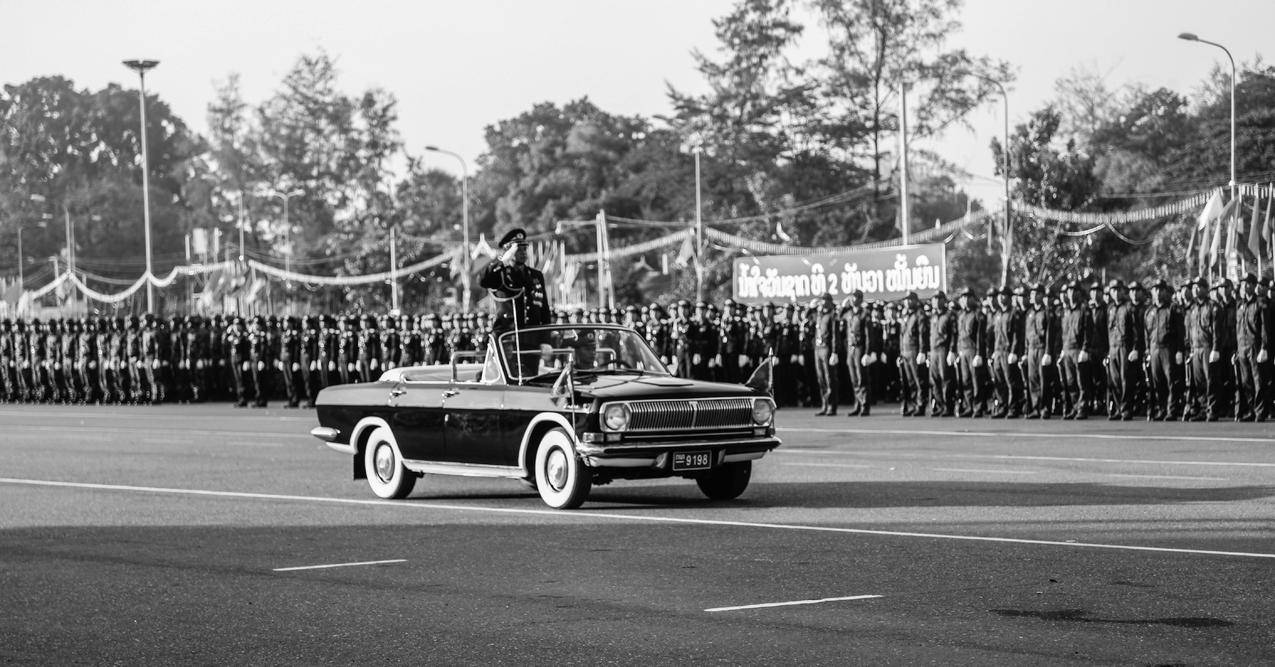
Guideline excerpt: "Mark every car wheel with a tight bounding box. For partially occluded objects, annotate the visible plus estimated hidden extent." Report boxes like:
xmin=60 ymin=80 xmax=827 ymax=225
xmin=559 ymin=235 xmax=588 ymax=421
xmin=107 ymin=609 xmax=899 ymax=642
xmin=364 ymin=426 xmax=416 ymax=499
xmin=695 ymin=461 xmax=752 ymax=500
xmin=534 ymin=428 xmax=590 ymax=509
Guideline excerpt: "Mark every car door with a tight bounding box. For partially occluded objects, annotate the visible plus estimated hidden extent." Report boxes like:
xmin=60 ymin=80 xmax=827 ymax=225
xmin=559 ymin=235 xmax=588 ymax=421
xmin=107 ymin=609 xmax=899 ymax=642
xmin=441 ymin=382 xmax=507 ymax=466
xmin=388 ymin=378 xmax=448 ymax=461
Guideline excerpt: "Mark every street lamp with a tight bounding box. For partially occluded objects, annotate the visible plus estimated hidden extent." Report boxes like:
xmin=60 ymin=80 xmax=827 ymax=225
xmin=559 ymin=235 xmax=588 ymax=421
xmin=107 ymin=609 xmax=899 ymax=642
xmin=269 ymin=189 xmax=303 ymax=277
xmin=969 ymin=73 xmax=1012 ymax=288
xmin=1178 ymin=32 xmax=1237 ymax=202
xmin=123 ymin=58 xmax=159 ymax=313
xmin=424 ymin=145 xmax=471 ymax=313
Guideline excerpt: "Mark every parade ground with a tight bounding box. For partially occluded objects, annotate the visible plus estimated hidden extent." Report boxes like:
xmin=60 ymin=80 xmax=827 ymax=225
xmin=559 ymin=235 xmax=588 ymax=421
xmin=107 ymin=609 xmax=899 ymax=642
xmin=2 ymin=405 xmax=1272 ymax=665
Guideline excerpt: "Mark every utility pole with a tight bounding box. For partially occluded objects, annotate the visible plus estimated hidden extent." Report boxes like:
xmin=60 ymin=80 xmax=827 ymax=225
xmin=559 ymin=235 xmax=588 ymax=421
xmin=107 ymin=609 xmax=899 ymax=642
xmin=123 ymin=59 xmax=159 ymax=312
xmin=693 ymin=146 xmax=704 ymax=302
xmin=899 ymin=81 xmax=911 ymax=245
xmin=389 ymin=225 xmax=399 ymax=312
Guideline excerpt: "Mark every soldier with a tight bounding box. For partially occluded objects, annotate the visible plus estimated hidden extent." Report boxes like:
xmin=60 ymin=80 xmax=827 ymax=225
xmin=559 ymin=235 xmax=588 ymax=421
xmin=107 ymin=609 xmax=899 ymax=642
xmin=812 ymin=293 xmax=840 ymax=416
xmin=16 ymin=320 xmax=34 ymax=402
xmin=1087 ymin=283 xmax=1109 ymax=415
xmin=104 ymin=318 xmax=125 ymax=404
xmin=46 ymin=319 xmax=65 ymax=403
xmin=644 ymin=304 xmax=670 ymax=367
xmin=1143 ymin=279 xmax=1181 ymax=421
xmin=248 ymin=316 xmax=272 ymax=407
xmin=1103 ymin=280 xmax=1141 ymax=420
xmin=669 ymin=300 xmax=693 ymax=379
xmin=399 ymin=315 xmax=422 ymax=368
xmin=186 ymin=316 xmax=209 ymax=402
xmin=898 ymin=292 xmax=929 ymax=416
xmin=839 ymin=290 xmax=878 ymax=416
xmin=1127 ymin=282 xmax=1150 ymax=416
xmin=1234 ymin=273 xmax=1268 ymax=422
xmin=925 ymin=293 xmax=954 ymax=416
xmin=277 ymin=316 xmax=302 ymax=408
xmin=336 ymin=316 xmax=356 ymax=385
xmin=0 ymin=319 xmax=14 ymax=403
xmin=300 ymin=315 xmax=322 ymax=407
xmin=689 ymin=301 xmax=718 ymax=381
xmin=226 ymin=316 xmax=250 ymax=407
xmin=74 ymin=318 xmax=96 ymax=404
xmin=954 ymin=289 xmax=987 ymax=418
xmin=1057 ymin=283 xmax=1092 ymax=420
xmin=990 ymin=287 xmax=1025 ymax=418
xmin=719 ymin=300 xmax=748 ymax=384
xmin=481 ymin=228 xmax=551 ymax=336
xmin=1214 ymin=279 xmax=1238 ymax=418
xmin=208 ymin=315 xmax=227 ymax=401
xmin=317 ymin=315 xmax=337 ymax=387
xmin=1023 ymin=284 xmax=1054 ymax=419
xmin=424 ymin=314 xmax=447 ymax=365
xmin=379 ymin=315 xmax=400 ymax=372
xmin=1184 ymin=277 xmax=1222 ymax=421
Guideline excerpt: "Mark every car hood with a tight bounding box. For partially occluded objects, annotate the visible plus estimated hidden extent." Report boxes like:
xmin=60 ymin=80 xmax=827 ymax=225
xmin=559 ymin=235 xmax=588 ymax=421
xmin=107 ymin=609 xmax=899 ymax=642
xmin=571 ymin=373 xmax=761 ymax=401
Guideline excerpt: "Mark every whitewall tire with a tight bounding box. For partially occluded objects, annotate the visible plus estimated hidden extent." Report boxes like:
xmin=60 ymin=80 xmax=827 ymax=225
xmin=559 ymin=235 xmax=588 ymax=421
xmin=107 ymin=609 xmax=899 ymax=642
xmin=364 ymin=426 xmax=416 ymax=499
xmin=534 ymin=428 xmax=591 ymax=509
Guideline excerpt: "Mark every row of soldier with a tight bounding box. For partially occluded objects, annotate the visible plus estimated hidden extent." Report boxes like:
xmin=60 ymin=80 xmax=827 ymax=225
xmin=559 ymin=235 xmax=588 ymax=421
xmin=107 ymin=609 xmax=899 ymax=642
xmin=0 ymin=273 xmax=1270 ymax=419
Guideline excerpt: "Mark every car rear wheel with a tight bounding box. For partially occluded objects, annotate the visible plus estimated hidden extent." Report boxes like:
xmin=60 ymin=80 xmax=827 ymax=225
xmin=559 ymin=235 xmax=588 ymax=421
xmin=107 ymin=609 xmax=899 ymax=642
xmin=695 ymin=461 xmax=752 ymax=500
xmin=534 ymin=428 xmax=590 ymax=509
xmin=364 ymin=426 xmax=416 ymax=499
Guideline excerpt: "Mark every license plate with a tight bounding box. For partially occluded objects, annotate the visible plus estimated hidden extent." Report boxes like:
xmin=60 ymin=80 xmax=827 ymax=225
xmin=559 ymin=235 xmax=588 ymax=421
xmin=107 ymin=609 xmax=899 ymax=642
xmin=672 ymin=451 xmax=712 ymax=471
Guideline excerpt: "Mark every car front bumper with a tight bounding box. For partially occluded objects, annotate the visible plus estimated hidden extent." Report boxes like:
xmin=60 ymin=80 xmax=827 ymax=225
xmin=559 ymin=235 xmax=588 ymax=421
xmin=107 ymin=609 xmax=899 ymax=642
xmin=576 ymin=435 xmax=781 ymax=470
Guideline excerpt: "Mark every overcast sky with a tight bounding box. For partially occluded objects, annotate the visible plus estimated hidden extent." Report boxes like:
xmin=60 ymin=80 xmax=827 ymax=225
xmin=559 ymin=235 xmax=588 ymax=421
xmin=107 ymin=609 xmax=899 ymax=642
xmin=4 ymin=0 xmax=1271 ymax=210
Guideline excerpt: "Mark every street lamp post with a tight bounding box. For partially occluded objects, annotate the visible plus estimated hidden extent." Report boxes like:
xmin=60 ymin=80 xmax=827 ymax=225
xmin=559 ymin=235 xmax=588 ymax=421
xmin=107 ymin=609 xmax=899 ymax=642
xmin=692 ymin=145 xmax=704 ymax=303
xmin=424 ymin=145 xmax=471 ymax=313
xmin=1179 ymin=32 xmax=1237 ymax=275
xmin=123 ymin=58 xmax=159 ymax=312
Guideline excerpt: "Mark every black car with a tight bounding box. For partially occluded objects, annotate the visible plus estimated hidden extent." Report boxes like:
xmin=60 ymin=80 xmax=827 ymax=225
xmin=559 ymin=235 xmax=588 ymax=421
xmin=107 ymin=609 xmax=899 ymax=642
xmin=310 ymin=324 xmax=779 ymax=509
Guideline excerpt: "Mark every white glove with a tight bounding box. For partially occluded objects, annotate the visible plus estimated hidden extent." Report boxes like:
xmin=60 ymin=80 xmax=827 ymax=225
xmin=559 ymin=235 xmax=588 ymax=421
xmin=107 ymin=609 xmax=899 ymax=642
xmin=1230 ymin=353 xmax=1237 ymax=365
xmin=257 ymin=361 xmax=265 ymax=371
xmin=242 ymin=361 xmax=250 ymax=372
xmin=738 ymin=354 xmax=748 ymax=367
xmin=1006 ymin=353 xmax=1017 ymax=364
xmin=693 ymin=354 xmax=702 ymax=365
xmin=151 ymin=360 xmax=160 ymax=369
xmin=1042 ymin=354 xmax=1053 ymax=367
xmin=669 ymin=358 xmax=679 ymax=372
xmin=274 ymin=360 xmax=284 ymax=370
xmin=972 ymin=355 xmax=984 ymax=368
xmin=1102 ymin=357 xmax=1110 ymax=367
xmin=292 ymin=362 xmax=301 ymax=372
xmin=829 ymin=353 xmax=839 ymax=365
xmin=946 ymin=352 xmax=957 ymax=366
xmin=309 ymin=361 xmax=318 ymax=371
xmin=916 ymin=353 xmax=926 ymax=365
xmin=347 ymin=363 xmax=356 ymax=372
xmin=790 ymin=354 xmax=800 ymax=364
xmin=386 ymin=362 xmax=396 ymax=370
xmin=1078 ymin=351 xmax=1090 ymax=363
xmin=1128 ymin=350 xmax=1139 ymax=363
xmin=797 ymin=356 xmax=805 ymax=366
xmin=1208 ymin=350 xmax=1220 ymax=363
xmin=499 ymin=244 xmax=517 ymax=264
xmin=860 ymin=354 xmax=870 ymax=367
xmin=896 ymin=356 xmax=904 ymax=367
xmin=660 ymin=356 xmax=670 ymax=365
xmin=371 ymin=359 xmax=380 ymax=369
xmin=328 ymin=361 xmax=336 ymax=371
xmin=1175 ymin=352 xmax=1184 ymax=365
xmin=714 ymin=354 xmax=723 ymax=367
xmin=89 ymin=361 xmax=98 ymax=370
xmin=1259 ymin=349 xmax=1269 ymax=363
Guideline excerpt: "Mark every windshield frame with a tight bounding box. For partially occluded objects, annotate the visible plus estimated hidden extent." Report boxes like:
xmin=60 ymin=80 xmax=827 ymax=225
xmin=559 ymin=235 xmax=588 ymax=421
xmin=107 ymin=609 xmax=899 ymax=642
xmin=495 ymin=324 xmax=671 ymax=382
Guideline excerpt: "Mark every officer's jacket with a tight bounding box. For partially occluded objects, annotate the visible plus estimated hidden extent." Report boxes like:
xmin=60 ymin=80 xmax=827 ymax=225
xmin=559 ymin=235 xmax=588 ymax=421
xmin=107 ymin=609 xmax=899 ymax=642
xmin=1024 ymin=305 xmax=1051 ymax=350
xmin=379 ymin=328 xmax=400 ymax=364
xmin=399 ymin=330 xmax=421 ymax=366
xmin=357 ymin=328 xmax=380 ymax=360
xmin=899 ymin=310 xmax=929 ymax=355
xmin=1106 ymin=302 xmax=1141 ymax=352
xmin=1185 ymin=299 xmax=1220 ymax=350
xmin=188 ymin=328 xmax=209 ymax=362
xmin=928 ymin=309 xmax=956 ymax=351
xmin=249 ymin=329 xmax=271 ymax=363
xmin=77 ymin=331 xmax=96 ymax=362
xmin=690 ymin=318 xmax=719 ymax=356
xmin=279 ymin=328 xmax=300 ymax=361
xmin=1215 ymin=300 xmax=1237 ymax=349
xmin=643 ymin=319 xmax=669 ymax=358
xmin=1144 ymin=304 xmax=1179 ymax=351
xmin=0 ymin=329 xmax=13 ymax=360
xmin=776 ymin=318 xmax=800 ymax=357
xmin=1235 ymin=297 xmax=1267 ymax=351
xmin=991 ymin=307 xmax=1024 ymax=354
xmin=1087 ymin=300 xmax=1109 ymax=355
xmin=840 ymin=306 xmax=875 ymax=351
xmin=813 ymin=310 xmax=839 ymax=349
xmin=480 ymin=260 xmax=552 ymax=332
xmin=226 ymin=330 xmax=249 ymax=361
xmin=721 ymin=317 xmax=748 ymax=354
xmin=1059 ymin=303 xmax=1090 ymax=351
xmin=424 ymin=330 xmax=446 ymax=364
xmin=956 ymin=309 xmax=985 ymax=355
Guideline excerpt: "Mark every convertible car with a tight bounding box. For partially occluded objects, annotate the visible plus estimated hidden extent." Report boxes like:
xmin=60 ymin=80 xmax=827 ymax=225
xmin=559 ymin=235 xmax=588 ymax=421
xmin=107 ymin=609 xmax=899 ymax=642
xmin=309 ymin=323 xmax=779 ymax=509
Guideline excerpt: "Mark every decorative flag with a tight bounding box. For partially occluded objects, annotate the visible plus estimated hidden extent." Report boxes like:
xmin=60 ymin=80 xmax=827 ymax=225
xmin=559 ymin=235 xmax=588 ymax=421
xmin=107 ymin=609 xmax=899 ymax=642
xmin=1197 ymin=189 xmax=1223 ymax=230
xmin=1247 ymin=191 xmax=1264 ymax=260
xmin=1207 ymin=196 xmax=1240 ymax=268
xmin=775 ymin=219 xmax=792 ymax=243
xmin=674 ymin=236 xmax=695 ymax=269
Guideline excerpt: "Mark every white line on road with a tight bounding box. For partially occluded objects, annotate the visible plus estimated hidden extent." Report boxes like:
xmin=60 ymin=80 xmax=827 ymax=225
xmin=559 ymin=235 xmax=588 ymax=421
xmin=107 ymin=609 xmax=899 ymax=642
xmin=779 ymin=462 xmax=876 ymax=469
xmin=929 ymin=467 xmax=1037 ymax=475
xmin=706 ymin=594 xmax=882 ymax=613
xmin=781 ymin=426 xmax=1275 ymax=445
xmin=273 ymin=559 xmax=406 ymax=572
xmin=3 ymin=477 xmax=1274 ymax=561
xmin=779 ymin=448 xmax=1275 ymax=469
xmin=1101 ymin=473 xmax=1227 ymax=481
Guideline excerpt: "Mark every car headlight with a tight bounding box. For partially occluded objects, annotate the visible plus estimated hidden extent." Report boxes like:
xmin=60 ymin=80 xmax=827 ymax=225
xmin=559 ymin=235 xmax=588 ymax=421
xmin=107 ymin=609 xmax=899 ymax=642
xmin=602 ymin=403 xmax=630 ymax=431
xmin=751 ymin=399 xmax=774 ymax=425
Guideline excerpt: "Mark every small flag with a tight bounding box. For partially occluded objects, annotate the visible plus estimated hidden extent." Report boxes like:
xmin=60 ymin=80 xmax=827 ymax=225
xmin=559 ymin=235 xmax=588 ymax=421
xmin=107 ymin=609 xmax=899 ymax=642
xmin=1247 ymin=192 xmax=1263 ymax=260
xmin=1197 ymin=189 xmax=1223 ymax=230
xmin=775 ymin=219 xmax=792 ymax=243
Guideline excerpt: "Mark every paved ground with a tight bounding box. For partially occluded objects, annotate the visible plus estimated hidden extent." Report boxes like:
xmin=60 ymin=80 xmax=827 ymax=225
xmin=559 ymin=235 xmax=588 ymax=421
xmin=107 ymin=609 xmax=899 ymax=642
xmin=1 ymin=404 xmax=1273 ymax=665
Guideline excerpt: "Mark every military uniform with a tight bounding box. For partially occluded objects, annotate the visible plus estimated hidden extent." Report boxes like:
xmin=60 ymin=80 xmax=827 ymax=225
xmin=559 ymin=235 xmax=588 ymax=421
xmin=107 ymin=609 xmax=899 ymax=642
xmin=813 ymin=297 xmax=840 ymax=416
xmin=840 ymin=294 xmax=878 ymax=416
xmin=898 ymin=296 xmax=929 ymax=416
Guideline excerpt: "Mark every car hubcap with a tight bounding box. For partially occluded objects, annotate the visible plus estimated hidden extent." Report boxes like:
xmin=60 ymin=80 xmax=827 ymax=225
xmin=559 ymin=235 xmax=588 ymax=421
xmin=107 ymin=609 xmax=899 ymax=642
xmin=374 ymin=443 xmax=395 ymax=482
xmin=546 ymin=448 xmax=568 ymax=491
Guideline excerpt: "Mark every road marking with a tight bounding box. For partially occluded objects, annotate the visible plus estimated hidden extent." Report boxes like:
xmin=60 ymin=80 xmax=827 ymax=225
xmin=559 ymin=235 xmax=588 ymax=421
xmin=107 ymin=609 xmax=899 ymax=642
xmin=0 ymin=409 xmax=313 ymax=422
xmin=0 ymin=424 xmax=299 ymax=442
xmin=706 ymin=594 xmax=882 ymax=613
xmin=3 ymin=477 xmax=1274 ymax=561
xmin=1101 ymin=473 xmax=1227 ymax=481
xmin=779 ymin=449 xmax=1275 ymax=469
xmin=273 ymin=559 xmax=405 ymax=572
xmin=930 ymin=467 xmax=1036 ymax=475
xmin=779 ymin=462 xmax=875 ymax=469
xmin=780 ymin=426 xmax=1275 ymax=445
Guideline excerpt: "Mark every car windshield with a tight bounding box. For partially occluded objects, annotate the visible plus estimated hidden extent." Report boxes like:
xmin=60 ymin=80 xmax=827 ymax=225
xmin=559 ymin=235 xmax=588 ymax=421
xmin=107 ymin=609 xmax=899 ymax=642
xmin=498 ymin=326 xmax=670 ymax=381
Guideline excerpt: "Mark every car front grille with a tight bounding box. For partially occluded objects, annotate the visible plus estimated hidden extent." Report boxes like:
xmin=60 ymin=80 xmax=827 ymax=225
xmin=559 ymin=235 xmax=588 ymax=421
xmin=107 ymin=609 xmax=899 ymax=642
xmin=624 ymin=398 xmax=754 ymax=432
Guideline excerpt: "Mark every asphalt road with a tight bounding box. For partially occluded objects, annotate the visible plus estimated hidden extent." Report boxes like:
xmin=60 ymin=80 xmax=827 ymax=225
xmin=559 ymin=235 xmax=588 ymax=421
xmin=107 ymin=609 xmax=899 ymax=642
xmin=2 ymin=404 xmax=1273 ymax=665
